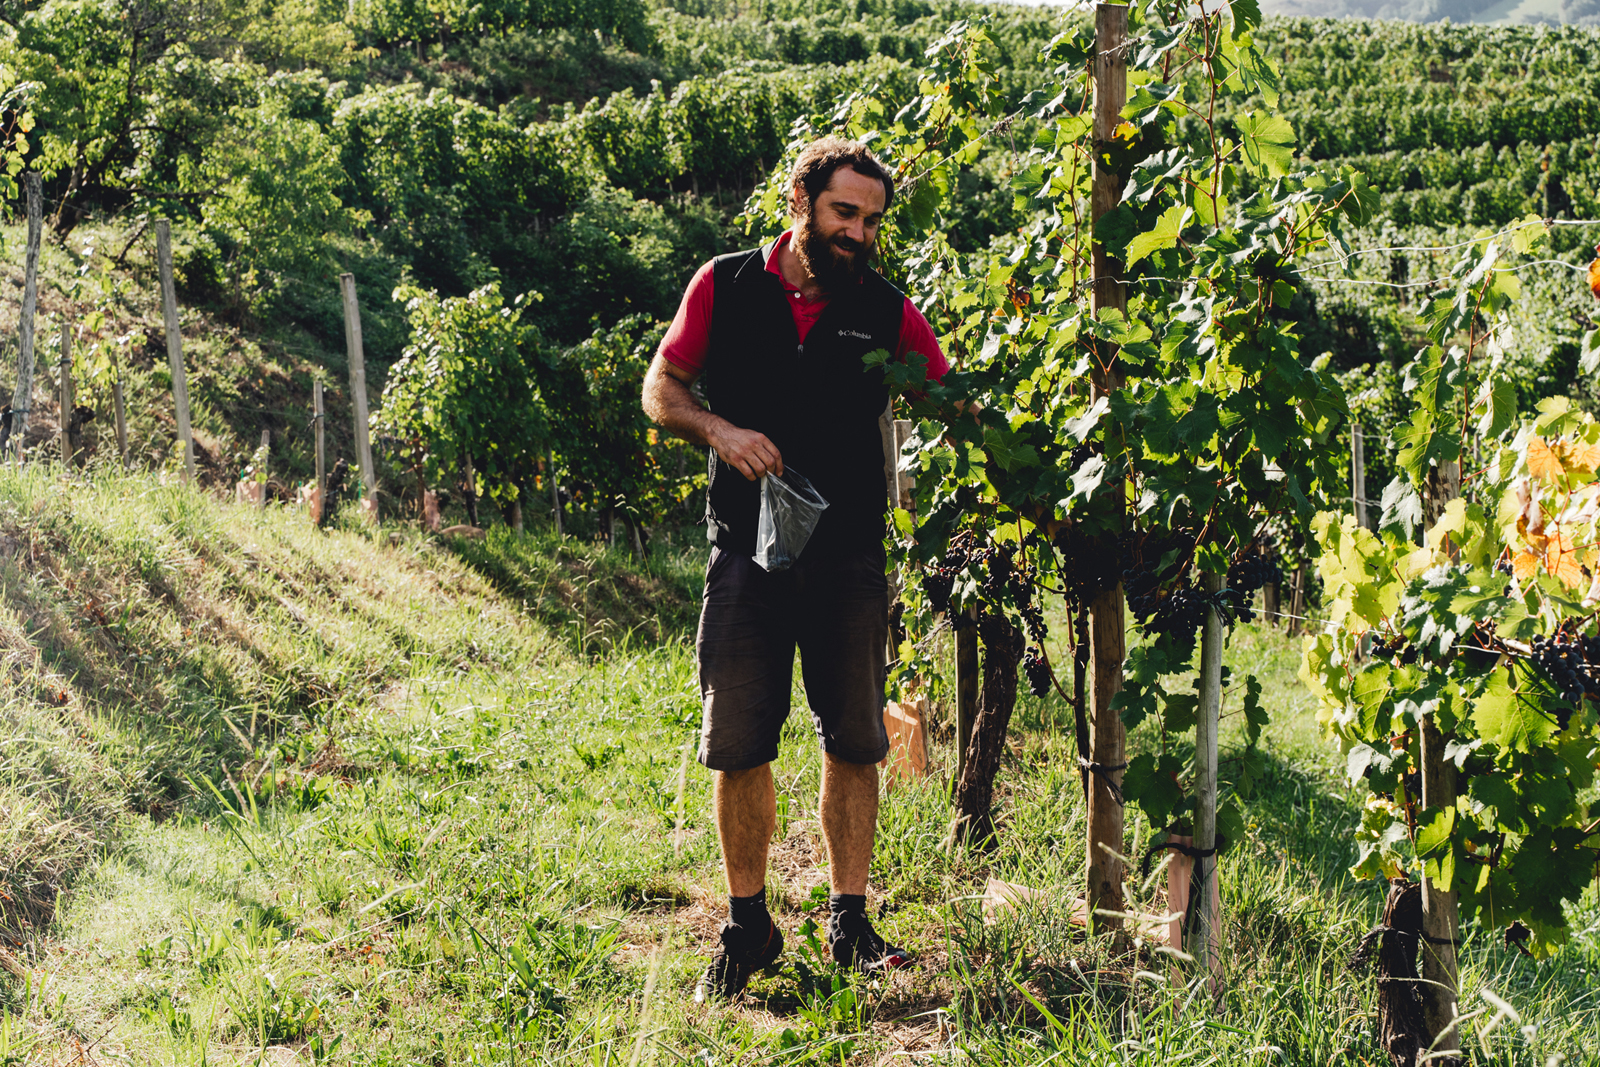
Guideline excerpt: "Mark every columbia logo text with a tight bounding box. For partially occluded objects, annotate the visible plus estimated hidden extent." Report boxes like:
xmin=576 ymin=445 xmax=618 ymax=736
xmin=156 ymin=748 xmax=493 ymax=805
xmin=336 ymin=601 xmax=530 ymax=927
xmin=838 ymin=329 xmax=873 ymax=340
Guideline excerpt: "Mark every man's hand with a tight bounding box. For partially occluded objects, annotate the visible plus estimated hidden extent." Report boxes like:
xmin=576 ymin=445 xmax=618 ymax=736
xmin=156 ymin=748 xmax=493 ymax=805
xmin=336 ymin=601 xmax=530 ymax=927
xmin=642 ymin=355 xmax=783 ymax=481
xmin=709 ymin=425 xmax=783 ymax=481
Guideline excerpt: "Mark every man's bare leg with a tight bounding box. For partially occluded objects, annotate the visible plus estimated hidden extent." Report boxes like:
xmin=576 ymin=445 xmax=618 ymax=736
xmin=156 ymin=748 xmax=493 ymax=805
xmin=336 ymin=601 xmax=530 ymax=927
xmin=818 ymin=752 xmax=907 ymax=968
xmin=819 ymin=753 xmax=878 ymax=895
xmin=715 ymin=764 xmax=776 ymax=896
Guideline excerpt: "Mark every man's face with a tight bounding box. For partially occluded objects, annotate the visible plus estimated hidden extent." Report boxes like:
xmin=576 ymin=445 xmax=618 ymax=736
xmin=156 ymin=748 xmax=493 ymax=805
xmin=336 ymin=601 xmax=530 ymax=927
xmin=793 ymin=167 xmax=887 ymax=293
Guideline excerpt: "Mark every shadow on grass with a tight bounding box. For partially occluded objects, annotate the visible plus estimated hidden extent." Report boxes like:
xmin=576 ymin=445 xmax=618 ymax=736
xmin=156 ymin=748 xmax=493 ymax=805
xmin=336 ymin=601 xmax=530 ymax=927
xmin=442 ymin=525 xmax=705 ymax=656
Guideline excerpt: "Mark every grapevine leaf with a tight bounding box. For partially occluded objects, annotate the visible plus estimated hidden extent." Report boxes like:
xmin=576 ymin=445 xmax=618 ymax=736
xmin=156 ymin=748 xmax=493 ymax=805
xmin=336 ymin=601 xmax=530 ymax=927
xmin=1063 ymin=396 xmax=1109 ymax=442
xmin=1335 ymin=167 xmax=1380 ymax=225
xmin=1066 ymin=454 xmax=1107 ymax=503
xmin=1472 ymin=667 xmax=1558 ymax=754
xmin=1116 ymin=675 xmax=1159 ymax=731
xmin=1163 ymin=692 xmax=1198 ymax=732
xmin=1449 ymin=571 xmax=1513 ymax=624
xmin=1379 ymin=476 xmax=1423 ymax=540
xmin=1394 ymin=346 xmax=1465 ymax=483
xmin=1423 ymin=846 xmax=1457 ymax=894
xmin=1469 ymin=772 xmax=1525 ymax=832
xmin=1443 ymin=737 xmax=1482 ymax=769
xmin=1122 ymin=752 xmax=1184 ymax=829
xmin=1414 ymin=805 xmax=1455 ymax=856
xmin=1352 ymin=666 xmax=1393 ymax=737
xmin=1093 ymin=204 xmax=1140 ymax=256
xmin=1237 ymin=111 xmax=1295 ymax=178
xmin=1124 ymin=204 xmax=1190 ymax=268
xmin=1347 ymin=742 xmax=1391 ymax=785
xmin=1581 ymin=329 xmax=1600 ymax=377
xmin=1475 ymin=377 xmax=1517 ymax=440
xmin=1242 ymin=674 xmax=1267 ymax=746
xmin=1227 ymin=0 xmax=1263 ymax=36
xmin=1507 ymin=213 xmax=1548 ymax=255
xmin=983 ymin=425 xmax=1039 ymax=471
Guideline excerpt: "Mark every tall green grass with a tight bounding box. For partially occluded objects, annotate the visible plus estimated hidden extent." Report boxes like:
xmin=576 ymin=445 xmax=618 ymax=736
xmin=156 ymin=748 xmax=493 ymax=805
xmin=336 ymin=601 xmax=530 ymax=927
xmin=0 ymin=467 xmax=1593 ymax=1064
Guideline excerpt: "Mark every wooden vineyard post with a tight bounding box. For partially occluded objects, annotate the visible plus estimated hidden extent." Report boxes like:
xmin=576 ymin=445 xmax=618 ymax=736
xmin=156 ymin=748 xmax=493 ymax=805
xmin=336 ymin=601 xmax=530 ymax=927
xmin=953 ymin=604 xmax=979 ymax=787
xmin=314 ymin=380 xmax=327 ymax=526
xmin=156 ymin=219 xmax=197 ymax=483
xmin=339 ymin=274 xmax=377 ymax=507
xmin=893 ymin=419 xmax=916 ymax=510
xmin=113 ymin=378 xmax=129 ymax=469
xmin=1352 ymin=422 xmax=1368 ymax=530
xmin=258 ymin=430 xmax=270 ymax=511
xmin=1419 ymin=718 xmax=1461 ymax=1061
xmin=57 ymin=323 xmax=73 ymax=468
xmin=549 ymin=449 xmax=563 ymax=536
xmin=10 ymin=172 xmax=41 ymax=466
xmin=1186 ymin=570 xmax=1225 ymax=980
xmin=1086 ymin=0 xmax=1129 ymax=934
xmin=1418 ymin=465 xmax=1461 ymax=1059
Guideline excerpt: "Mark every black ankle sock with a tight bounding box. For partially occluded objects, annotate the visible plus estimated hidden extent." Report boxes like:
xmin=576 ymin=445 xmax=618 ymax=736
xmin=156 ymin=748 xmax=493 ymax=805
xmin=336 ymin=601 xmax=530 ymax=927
xmin=729 ymin=889 xmax=768 ymax=930
xmin=829 ymin=893 xmax=867 ymax=919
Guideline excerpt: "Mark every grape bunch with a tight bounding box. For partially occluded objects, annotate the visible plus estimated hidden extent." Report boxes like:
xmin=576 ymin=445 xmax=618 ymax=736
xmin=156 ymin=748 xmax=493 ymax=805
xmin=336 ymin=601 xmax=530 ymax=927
xmin=920 ymin=553 xmax=960 ymax=616
xmin=1144 ymin=584 xmax=1212 ymax=640
xmin=1054 ymin=525 xmax=1121 ymax=608
xmin=1120 ymin=528 xmax=1197 ymax=625
xmin=1531 ymin=633 xmax=1595 ymax=721
xmin=1227 ymin=552 xmax=1280 ymax=595
xmin=1220 ymin=552 xmax=1281 ymax=624
xmin=1020 ymin=602 xmax=1048 ymax=644
xmin=954 ymin=541 xmax=1006 ymax=606
xmin=1370 ymin=635 xmax=1419 ymax=666
xmin=1022 ymin=645 xmax=1053 ymax=698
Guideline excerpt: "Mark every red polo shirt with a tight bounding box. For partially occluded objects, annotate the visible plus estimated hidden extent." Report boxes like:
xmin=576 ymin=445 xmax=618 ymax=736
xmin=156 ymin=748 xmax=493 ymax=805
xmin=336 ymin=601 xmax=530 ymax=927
xmin=658 ymin=232 xmax=949 ymax=383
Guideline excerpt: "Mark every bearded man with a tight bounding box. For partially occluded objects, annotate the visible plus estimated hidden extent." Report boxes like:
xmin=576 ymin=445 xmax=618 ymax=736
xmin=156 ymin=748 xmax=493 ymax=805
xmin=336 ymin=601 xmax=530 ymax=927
xmin=642 ymin=136 xmax=948 ymax=1001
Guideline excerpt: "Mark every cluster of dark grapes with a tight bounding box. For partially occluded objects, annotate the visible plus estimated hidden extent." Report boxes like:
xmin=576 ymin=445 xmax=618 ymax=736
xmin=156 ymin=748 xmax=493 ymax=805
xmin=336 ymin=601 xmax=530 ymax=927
xmin=1219 ymin=552 xmax=1281 ymax=624
xmin=1370 ymin=635 xmax=1420 ymax=666
xmin=1144 ymin=584 xmax=1212 ymax=639
xmin=977 ymin=542 xmax=1015 ymax=604
xmin=1531 ymin=633 xmax=1597 ymax=720
xmin=1121 ymin=529 xmax=1198 ymax=633
xmin=1022 ymin=645 xmax=1053 ymax=698
xmin=920 ymin=533 xmax=974 ymax=616
xmin=1054 ymin=525 xmax=1121 ymax=609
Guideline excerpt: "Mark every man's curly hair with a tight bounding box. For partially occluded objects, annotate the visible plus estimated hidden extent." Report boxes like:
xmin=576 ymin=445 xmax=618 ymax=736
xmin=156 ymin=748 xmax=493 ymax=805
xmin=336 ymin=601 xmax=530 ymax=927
xmin=791 ymin=136 xmax=895 ymax=216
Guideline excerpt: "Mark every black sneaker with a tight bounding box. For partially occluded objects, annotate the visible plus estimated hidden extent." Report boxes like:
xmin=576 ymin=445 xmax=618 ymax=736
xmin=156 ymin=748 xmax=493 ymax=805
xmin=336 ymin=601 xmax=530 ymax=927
xmin=695 ymin=917 xmax=784 ymax=1003
xmin=826 ymin=908 xmax=912 ymax=973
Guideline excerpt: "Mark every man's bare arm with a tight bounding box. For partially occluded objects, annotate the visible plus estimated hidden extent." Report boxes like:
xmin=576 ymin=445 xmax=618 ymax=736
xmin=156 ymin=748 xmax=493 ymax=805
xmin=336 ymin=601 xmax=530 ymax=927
xmin=642 ymin=355 xmax=783 ymax=481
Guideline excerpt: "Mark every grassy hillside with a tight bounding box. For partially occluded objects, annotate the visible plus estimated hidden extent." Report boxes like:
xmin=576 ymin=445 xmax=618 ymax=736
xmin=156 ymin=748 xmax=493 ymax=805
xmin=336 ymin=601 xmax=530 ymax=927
xmin=0 ymin=467 xmax=1593 ymax=1063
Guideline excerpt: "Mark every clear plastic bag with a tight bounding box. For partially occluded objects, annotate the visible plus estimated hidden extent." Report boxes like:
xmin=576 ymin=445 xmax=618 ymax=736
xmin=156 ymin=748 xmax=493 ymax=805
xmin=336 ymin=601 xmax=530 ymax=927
xmin=754 ymin=468 xmax=829 ymax=572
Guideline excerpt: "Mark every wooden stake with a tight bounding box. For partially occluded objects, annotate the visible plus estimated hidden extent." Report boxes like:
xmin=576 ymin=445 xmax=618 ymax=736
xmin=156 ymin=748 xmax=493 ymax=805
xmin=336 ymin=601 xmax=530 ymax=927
xmin=1352 ymin=422 xmax=1368 ymax=530
xmin=893 ymin=418 xmax=916 ymax=510
xmin=258 ymin=429 xmax=270 ymax=511
xmin=57 ymin=323 xmax=73 ymax=468
xmin=549 ymin=449 xmax=563 ymax=536
xmin=1186 ymin=570 xmax=1224 ymax=980
xmin=314 ymin=380 xmax=326 ymax=526
xmin=113 ymin=378 xmax=129 ymax=469
xmin=10 ymin=172 xmax=41 ymax=466
xmin=954 ymin=604 xmax=979 ymax=786
xmin=1419 ymin=717 xmax=1461 ymax=1061
xmin=340 ymin=273 xmax=377 ymax=502
xmin=1087 ymin=0 xmax=1129 ymax=934
xmin=156 ymin=219 xmax=196 ymax=483
xmin=1416 ymin=454 xmax=1462 ymax=1057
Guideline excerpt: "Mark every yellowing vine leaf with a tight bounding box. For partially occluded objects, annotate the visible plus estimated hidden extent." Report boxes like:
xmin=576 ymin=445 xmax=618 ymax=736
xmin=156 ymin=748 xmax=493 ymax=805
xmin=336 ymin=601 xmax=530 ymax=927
xmin=1527 ymin=436 xmax=1564 ymax=481
xmin=1511 ymin=528 xmax=1586 ymax=589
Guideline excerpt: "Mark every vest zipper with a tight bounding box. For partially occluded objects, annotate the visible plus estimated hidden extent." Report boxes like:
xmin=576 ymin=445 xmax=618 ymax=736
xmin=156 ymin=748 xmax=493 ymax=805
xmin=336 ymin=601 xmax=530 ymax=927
xmin=796 ymin=343 xmax=804 ymax=358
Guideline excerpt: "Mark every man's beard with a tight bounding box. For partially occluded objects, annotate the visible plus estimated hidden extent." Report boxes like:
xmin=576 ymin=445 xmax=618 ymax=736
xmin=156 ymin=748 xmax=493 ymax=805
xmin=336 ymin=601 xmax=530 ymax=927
xmin=795 ymin=212 xmax=871 ymax=294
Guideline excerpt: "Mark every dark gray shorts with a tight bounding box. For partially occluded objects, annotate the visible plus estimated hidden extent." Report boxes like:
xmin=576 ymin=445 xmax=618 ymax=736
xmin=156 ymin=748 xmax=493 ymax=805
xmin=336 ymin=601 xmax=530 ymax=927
xmin=696 ymin=545 xmax=889 ymax=771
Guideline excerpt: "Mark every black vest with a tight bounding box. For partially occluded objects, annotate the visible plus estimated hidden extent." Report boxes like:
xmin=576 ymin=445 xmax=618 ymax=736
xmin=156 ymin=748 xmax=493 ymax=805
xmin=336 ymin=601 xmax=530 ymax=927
xmin=703 ymin=244 xmax=903 ymax=557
